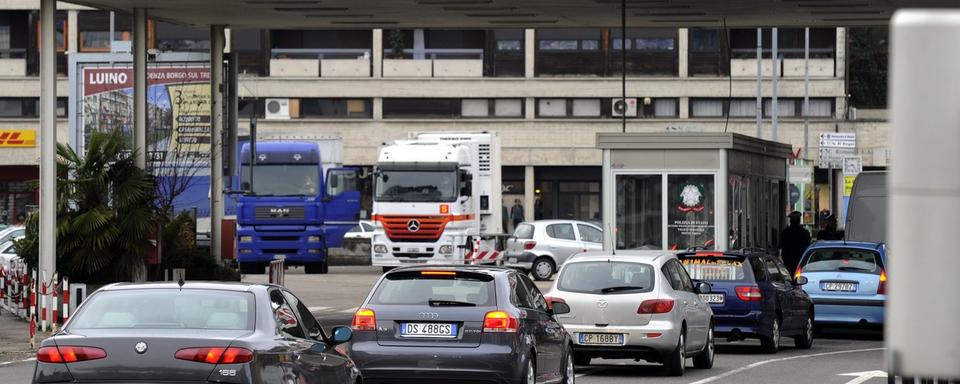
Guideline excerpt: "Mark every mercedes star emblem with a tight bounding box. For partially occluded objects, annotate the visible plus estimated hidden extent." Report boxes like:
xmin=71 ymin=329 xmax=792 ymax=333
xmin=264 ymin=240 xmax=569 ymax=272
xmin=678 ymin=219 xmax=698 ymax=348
xmin=407 ymin=219 xmax=421 ymax=232
xmin=597 ymin=299 xmax=608 ymax=309
xmin=134 ymin=341 xmax=148 ymax=354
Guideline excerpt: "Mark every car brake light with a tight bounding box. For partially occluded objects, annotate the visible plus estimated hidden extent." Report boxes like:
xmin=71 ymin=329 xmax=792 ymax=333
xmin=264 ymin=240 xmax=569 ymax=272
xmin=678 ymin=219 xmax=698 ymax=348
xmin=637 ymin=299 xmax=675 ymax=314
xmin=736 ymin=286 xmax=763 ymax=301
xmin=695 ymin=252 xmax=724 ymax=257
xmin=37 ymin=346 xmax=107 ymax=363
xmin=175 ymin=347 xmax=254 ymax=364
xmin=544 ymin=296 xmax=565 ymax=310
xmin=421 ymin=271 xmax=456 ymax=277
xmin=523 ymin=241 xmax=537 ymax=250
xmin=483 ymin=311 xmax=519 ymax=333
xmin=878 ymin=270 xmax=887 ymax=295
xmin=352 ymin=308 xmax=377 ymax=331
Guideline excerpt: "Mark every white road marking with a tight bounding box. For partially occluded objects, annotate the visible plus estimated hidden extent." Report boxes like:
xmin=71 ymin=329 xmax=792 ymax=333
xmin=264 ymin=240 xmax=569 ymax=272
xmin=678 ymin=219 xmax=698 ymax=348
xmin=307 ymin=306 xmax=331 ymax=312
xmin=575 ymin=367 xmax=606 ymax=378
xmin=0 ymin=357 xmax=35 ymax=367
xmin=839 ymin=370 xmax=889 ymax=384
xmin=688 ymin=348 xmax=886 ymax=384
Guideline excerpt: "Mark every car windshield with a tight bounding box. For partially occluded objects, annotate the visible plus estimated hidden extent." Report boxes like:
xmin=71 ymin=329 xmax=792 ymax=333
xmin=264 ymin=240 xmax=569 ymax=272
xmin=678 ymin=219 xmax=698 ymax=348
xmin=681 ymin=257 xmax=749 ymax=281
xmin=375 ymin=170 xmax=458 ymax=203
xmin=68 ymin=289 xmax=255 ymax=330
xmin=370 ymin=271 xmax=495 ymax=306
xmin=240 ymin=164 xmax=319 ymax=196
xmin=801 ymin=248 xmax=883 ymax=275
xmin=557 ymin=261 xmax=655 ymax=294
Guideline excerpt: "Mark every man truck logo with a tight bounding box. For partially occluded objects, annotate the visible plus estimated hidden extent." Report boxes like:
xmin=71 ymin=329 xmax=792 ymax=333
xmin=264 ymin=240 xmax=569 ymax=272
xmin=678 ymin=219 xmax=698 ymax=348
xmin=270 ymin=208 xmax=291 ymax=217
xmin=407 ymin=219 xmax=421 ymax=232
xmin=0 ymin=130 xmax=36 ymax=147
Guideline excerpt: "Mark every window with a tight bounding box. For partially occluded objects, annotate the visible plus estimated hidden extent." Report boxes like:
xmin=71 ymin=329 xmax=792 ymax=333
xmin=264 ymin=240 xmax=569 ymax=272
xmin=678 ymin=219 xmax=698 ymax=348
xmin=764 ymin=258 xmax=787 ymax=283
xmin=682 ymin=257 xmax=748 ymax=281
xmin=730 ymin=28 xmax=836 ymax=59
xmin=546 ymin=223 xmax=576 ymax=241
xmin=806 ymin=99 xmax=834 ymax=117
xmin=0 ymin=98 xmax=24 ymax=117
xmin=494 ymin=99 xmax=523 ymax=117
xmin=616 ymin=174 xmax=662 ymax=250
xmin=497 ymin=40 xmax=521 ymax=51
xmin=572 ymin=99 xmax=600 ymax=117
xmin=68 ymin=289 xmax=254 ymax=330
xmin=689 ymin=29 xmax=728 ymax=77
xmin=581 ymin=40 xmax=599 ymax=50
xmin=78 ymin=11 xmax=131 ymax=52
xmin=283 ymin=290 xmax=324 ymax=339
xmin=578 ymin=224 xmax=602 ymax=244
xmin=514 ymin=223 xmax=535 ymax=239
xmin=763 ymin=99 xmax=797 ymax=117
xmin=558 ymin=261 xmax=655 ymax=294
xmin=489 ymin=29 xmax=524 ymax=77
xmin=729 ymin=99 xmax=757 ymax=117
xmin=300 ymin=98 xmax=372 ymax=118
xmin=691 ymin=99 xmax=724 ymax=117
xmin=653 ymin=98 xmax=678 ymax=117
xmin=0 ymin=11 xmax=29 ymax=59
xmin=509 ymin=273 xmax=535 ymax=308
xmin=326 ymin=169 xmax=358 ymax=196
xmin=691 ymin=29 xmax=720 ymax=51
xmin=662 ymin=263 xmax=683 ymax=291
xmin=371 ymin=271 xmax=496 ymax=306
xmin=461 ymin=99 xmax=489 ymax=117
xmin=519 ymin=275 xmax=549 ymax=312
xmin=673 ymin=260 xmax=695 ymax=291
xmin=801 ymin=249 xmax=883 ymax=275
xmin=232 ymin=29 xmax=265 ymax=76
xmin=536 ymin=29 xmax=603 ymax=77
xmin=383 ymin=98 xmax=458 ymax=118
xmin=539 ymin=40 xmax=579 ymax=50
xmin=667 ymin=174 xmax=716 ymax=250
xmin=538 ymin=99 xmax=567 ymax=117
xmin=749 ymin=257 xmax=767 ymax=282
xmin=156 ymin=22 xmax=209 ymax=52
xmin=270 ymin=290 xmax=305 ymax=338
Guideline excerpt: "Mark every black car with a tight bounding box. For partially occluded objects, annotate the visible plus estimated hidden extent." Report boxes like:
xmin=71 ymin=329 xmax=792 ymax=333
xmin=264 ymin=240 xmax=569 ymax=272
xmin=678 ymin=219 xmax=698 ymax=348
xmin=349 ymin=265 xmax=574 ymax=384
xmin=677 ymin=249 xmax=815 ymax=353
xmin=33 ymin=282 xmax=360 ymax=384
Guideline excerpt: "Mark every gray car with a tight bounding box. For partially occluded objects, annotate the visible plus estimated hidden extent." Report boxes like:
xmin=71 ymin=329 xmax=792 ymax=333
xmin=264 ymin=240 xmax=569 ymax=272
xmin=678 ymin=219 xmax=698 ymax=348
xmin=348 ymin=265 xmax=575 ymax=384
xmin=33 ymin=282 xmax=361 ymax=384
xmin=503 ymin=220 xmax=603 ymax=281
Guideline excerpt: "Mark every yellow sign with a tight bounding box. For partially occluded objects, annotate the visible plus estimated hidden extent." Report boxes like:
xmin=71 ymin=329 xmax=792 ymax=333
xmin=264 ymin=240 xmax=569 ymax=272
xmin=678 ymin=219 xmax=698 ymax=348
xmin=844 ymin=175 xmax=856 ymax=196
xmin=0 ymin=130 xmax=36 ymax=147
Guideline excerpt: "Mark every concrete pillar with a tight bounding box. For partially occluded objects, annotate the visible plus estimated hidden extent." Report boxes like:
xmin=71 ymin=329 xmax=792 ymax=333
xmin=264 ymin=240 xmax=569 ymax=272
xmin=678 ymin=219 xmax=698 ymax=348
xmin=39 ymin=0 xmax=56 ymax=331
xmin=601 ymin=149 xmax=613 ymax=251
xmin=835 ymin=27 xmax=846 ymax=78
xmin=523 ymin=166 xmax=535 ymax=222
xmin=373 ymin=97 xmax=383 ymax=120
xmin=524 ymin=29 xmax=535 ymax=78
xmin=679 ymin=97 xmax=690 ymax=119
xmin=133 ymin=8 xmax=147 ymax=169
xmin=678 ymin=28 xmax=689 ymax=78
xmin=716 ymin=149 xmax=728 ymax=250
xmin=66 ymin=10 xmax=78 ymax=53
xmin=525 ymin=98 xmax=535 ymax=120
xmin=210 ymin=25 xmax=225 ymax=261
xmin=372 ymin=29 xmax=383 ymax=78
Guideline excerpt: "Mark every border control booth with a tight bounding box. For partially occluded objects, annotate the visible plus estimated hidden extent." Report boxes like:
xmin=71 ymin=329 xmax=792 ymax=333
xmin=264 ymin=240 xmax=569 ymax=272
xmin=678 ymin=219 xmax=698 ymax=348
xmin=599 ymin=132 xmax=792 ymax=253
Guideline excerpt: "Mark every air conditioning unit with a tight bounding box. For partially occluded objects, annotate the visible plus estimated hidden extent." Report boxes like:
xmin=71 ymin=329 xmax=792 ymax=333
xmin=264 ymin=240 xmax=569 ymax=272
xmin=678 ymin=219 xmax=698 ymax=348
xmin=612 ymin=98 xmax=638 ymax=117
xmin=265 ymin=98 xmax=290 ymax=120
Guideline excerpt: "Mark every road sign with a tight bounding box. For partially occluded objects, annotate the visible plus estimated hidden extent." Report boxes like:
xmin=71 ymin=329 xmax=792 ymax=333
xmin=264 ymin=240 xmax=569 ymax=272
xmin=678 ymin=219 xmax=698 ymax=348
xmin=842 ymin=156 xmax=862 ymax=175
xmin=819 ymin=132 xmax=856 ymax=148
xmin=819 ymin=132 xmax=857 ymax=169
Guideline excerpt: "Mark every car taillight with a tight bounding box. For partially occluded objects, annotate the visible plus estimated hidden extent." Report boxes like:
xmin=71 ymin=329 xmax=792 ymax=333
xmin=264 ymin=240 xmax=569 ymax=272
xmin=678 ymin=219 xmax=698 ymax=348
xmin=735 ymin=286 xmax=763 ymax=301
xmin=175 ymin=347 xmax=253 ymax=364
xmin=523 ymin=241 xmax=537 ymax=250
xmin=37 ymin=346 xmax=107 ymax=363
xmin=352 ymin=308 xmax=377 ymax=331
xmin=795 ymin=266 xmax=803 ymax=279
xmin=637 ymin=299 xmax=675 ymax=314
xmin=878 ymin=270 xmax=887 ymax=295
xmin=544 ymin=296 xmax=565 ymax=310
xmin=483 ymin=311 xmax=519 ymax=333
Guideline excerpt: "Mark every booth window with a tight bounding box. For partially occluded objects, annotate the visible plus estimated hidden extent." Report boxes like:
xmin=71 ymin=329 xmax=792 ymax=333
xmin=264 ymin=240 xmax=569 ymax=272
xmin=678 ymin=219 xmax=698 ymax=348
xmin=666 ymin=174 xmax=715 ymax=250
xmin=78 ymin=11 xmax=131 ymax=52
xmin=615 ymin=175 xmax=662 ymax=250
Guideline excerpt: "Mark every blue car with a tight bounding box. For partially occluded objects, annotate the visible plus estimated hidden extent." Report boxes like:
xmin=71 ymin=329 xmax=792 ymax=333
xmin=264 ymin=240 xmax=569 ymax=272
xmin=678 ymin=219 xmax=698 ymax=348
xmin=796 ymin=241 xmax=886 ymax=328
xmin=677 ymin=250 xmax=814 ymax=354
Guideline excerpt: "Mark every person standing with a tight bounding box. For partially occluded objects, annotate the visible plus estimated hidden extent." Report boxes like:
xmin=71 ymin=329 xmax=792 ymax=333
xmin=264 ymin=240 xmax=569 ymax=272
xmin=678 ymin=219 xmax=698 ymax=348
xmin=502 ymin=205 xmax=510 ymax=233
xmin=510 ymin=199 xmax=525 ymax=229
xmin=779 ymin=211 xmax=811 ymax=273
xmin=816 ymin=214 xmax=843 ymax=241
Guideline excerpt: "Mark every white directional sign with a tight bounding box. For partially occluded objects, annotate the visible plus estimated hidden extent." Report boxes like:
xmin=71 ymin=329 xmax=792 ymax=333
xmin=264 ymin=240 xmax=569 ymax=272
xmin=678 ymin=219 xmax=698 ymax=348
xmin=819 ymin=132 xmax=857 ymax=148
xmin=819 ymin=132 xmax=857 ymax=169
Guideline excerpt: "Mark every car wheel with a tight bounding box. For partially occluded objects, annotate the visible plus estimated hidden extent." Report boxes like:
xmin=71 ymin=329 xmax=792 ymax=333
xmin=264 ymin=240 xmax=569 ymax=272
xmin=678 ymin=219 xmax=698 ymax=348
xmin=531 ymin=257 xmax=555 ymax=281
xmin=794 ymin=314 xmax=814 ymax=349
xmin=523 ymin=358 xmax=536 ymax=384
xmin=693 ymin=324 xmax=715 ymax=369
xmin=761 ymin=317 xmax=781 ymax=354
xmin=239 ymin=262 xmax=264 ymax=275
xmin=664 ymin=330 xmax=686 ymax=376
xmin=573 ymin=352 xmax=591 ymax=366
xmin=562 ymin=349 xmax=576 ymax=384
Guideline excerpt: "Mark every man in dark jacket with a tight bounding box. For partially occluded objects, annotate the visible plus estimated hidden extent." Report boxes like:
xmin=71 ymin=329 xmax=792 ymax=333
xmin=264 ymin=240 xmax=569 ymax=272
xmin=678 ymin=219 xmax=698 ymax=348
xmin=816 ymin=214 xmax=844 ymax=241
xmin=780 ymin=211 xmax=811 ymax=273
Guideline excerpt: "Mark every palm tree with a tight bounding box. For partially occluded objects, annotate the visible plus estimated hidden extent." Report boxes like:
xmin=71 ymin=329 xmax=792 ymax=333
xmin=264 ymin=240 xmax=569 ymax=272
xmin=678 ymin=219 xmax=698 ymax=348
xmin=16 ymin=131 xmax=158 ymax=283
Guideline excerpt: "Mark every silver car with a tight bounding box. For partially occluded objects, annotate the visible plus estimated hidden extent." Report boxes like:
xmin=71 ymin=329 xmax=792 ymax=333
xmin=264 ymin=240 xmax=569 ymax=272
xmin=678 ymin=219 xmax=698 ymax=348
xmin=544 ymin=252 xmax=715 ymax=376
xmin=503 ymin=220 xmax=603 ymax=281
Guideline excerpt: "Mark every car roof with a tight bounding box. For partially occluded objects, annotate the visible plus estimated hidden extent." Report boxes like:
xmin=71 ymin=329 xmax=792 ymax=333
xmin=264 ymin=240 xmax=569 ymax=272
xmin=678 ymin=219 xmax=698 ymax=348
xmin=98 ymin=281 xmax=276 ymax=292
xmin=523 ymin=220 xmax=600 ymax=227
xmin=389 ymin=264 xmax=514 ymax=276
xmin=567 ymin=251 xmax=673 ymax=264
xmin=807 ymin=240 xmax=884 ymax=251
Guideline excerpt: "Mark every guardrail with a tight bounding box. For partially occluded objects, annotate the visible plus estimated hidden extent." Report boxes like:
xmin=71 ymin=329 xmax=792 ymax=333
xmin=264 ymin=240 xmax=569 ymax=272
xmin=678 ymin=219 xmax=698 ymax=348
xmin=1 ymin=263 xmax=76 ymax=347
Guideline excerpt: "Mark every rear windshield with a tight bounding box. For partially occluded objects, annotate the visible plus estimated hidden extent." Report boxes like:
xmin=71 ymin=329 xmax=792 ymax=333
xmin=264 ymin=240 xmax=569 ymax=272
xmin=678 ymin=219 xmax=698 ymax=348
xmin=681 ymin=257 xmax=749 ymax=282
xmin=370 ymin=272 xmax=496 ymax=306
xmin=69 ymin=289 xmax=254 ymax=330
xmin=801 ymin=248 xmax=883 ymax=275
xmin=557 ymin=261 xmax=655 ymax=295
xmin=514 ymin=224 xmax=535 ymax=239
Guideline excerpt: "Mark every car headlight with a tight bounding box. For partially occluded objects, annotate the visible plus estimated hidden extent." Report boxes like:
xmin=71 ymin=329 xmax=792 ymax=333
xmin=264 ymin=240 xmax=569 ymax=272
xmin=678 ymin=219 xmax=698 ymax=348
xmin=373 ymin=245 xmax=388 ymax=254
xmin=307 ymin=236 xmax=321 ymax=242
xmin=439 ymin=245 xmax=453 ymax=254
xmin=307 ymin=249 xmax=321 ymax=254
xmin=239 ymin=236 xmax=253 ymax=243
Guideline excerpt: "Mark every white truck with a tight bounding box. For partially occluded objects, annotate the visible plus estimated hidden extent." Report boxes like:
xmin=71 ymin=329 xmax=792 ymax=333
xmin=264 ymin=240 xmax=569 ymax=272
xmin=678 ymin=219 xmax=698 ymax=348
xmin=370 ymin=132 xmax=503 ymax=271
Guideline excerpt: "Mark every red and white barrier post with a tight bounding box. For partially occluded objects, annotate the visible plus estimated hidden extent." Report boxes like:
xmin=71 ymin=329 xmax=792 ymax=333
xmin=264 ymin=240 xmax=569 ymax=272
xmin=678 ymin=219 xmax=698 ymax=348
xmin=29 ymin=269 xmax=36 ymax=348
xmin=40 ymin=270 xmax=47 ymax=332
xmin=61 ymin=276 xmax=69 ymax=325
xmin=50 ymin=273 xmax=58 ymax=329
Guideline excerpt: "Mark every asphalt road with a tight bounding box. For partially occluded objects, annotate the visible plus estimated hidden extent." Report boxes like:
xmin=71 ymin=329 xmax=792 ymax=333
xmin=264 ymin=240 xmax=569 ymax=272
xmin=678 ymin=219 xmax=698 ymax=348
xmin=0 ymin=266 xmax=894 ymax=384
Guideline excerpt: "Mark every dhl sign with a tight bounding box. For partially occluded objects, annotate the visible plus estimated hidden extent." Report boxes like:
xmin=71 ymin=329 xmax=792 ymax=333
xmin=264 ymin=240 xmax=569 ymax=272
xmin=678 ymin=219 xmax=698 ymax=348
xmin=0 ymin=130 xmax=37 ymax=147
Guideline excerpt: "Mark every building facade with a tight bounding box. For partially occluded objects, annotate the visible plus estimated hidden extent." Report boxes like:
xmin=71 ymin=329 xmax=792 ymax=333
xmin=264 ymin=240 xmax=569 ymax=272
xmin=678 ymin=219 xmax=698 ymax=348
xmin=0 ymin=1 xmax=887 ymax=228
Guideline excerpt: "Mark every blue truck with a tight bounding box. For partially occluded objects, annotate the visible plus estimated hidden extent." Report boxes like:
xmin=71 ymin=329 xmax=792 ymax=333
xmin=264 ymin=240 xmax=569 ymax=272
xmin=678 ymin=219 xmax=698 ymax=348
xmin=234 ymin=141 xmax=361 ymax=274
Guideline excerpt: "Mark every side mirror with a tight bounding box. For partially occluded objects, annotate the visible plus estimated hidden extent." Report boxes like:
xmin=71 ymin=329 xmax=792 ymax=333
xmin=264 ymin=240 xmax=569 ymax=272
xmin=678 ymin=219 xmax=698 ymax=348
xmin=696 ymin=281 xmax=712 ymax=294
xmin=331 ymin=326 xmax=353 ymax=344
xmin=460 ymin=181 xmax=472 ymax=197
xmin=551 ymin=302 xmax=571 ymax=315
xmin=794 ymin=276 xmax=809 ymax=286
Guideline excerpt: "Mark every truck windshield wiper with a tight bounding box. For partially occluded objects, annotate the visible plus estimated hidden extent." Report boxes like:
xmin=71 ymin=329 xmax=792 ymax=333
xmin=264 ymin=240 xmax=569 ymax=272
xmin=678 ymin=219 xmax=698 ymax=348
xmin=428 ymin=299 xmax=476 ymax=307
xmin=600 ymin=286 xmax=645 ymax=294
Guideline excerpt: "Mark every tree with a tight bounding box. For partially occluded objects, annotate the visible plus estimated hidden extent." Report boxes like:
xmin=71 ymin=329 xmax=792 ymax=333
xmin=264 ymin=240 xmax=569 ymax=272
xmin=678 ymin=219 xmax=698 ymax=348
xmin=387 ymin=30 xmax=406 ymax=59
xmin=848 ymin=27 xmax=889 ymax=109
xmin=15 ymin=131 xmax=158 ymax=283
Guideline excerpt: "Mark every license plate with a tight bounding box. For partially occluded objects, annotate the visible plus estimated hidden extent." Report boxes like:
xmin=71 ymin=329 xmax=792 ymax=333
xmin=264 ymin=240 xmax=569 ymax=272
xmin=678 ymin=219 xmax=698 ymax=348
xmin=509 ymin=257 xmax=518 ymax=264
xmin=700 ymin=294 xmax=725 ymax=304
xmin=822 ymin=282 xmax=858 ymax=292
xmin=399 ymin=322 xmax=457 ymax=338
xmin=579 ymin=333 xmax=624 ymax=345
xmin=406 ymin=248 xmax=420 ymax=253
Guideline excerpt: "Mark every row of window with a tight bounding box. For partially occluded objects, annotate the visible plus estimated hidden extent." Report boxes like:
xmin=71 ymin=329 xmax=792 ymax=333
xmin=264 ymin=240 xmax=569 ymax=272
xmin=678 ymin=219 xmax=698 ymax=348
xmin=689 ymin=98 xmax=835 ymax=118
xmin=0 ymin=97 xmax=67 ymax=118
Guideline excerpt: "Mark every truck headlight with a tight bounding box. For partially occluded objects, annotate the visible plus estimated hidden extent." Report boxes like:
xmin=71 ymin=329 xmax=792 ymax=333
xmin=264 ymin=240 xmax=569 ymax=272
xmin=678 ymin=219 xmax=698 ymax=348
xmin=307 ymin=236 xmax=321 ymax=242
xmin=239 ymin=236 xmax=253 ymax=243
xmin=307 ymin=249 xmax=321 ymax=254
xmin=439 ymin=245 xmax=453 ymax=254
xmin=374 ymin=245 xmax=388 ymax=254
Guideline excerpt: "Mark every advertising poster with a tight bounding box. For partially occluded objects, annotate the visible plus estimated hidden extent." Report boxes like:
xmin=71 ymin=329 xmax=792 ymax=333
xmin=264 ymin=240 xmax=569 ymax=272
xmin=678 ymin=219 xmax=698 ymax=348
xmin=667 ymin=174 xmax=715 ymax=250
xmin=81 ymin=65 xmax=211 ymax=175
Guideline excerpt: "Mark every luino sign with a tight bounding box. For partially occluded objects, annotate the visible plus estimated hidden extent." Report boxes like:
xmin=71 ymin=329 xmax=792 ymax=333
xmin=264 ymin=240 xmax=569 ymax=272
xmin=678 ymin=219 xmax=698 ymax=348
xmin=0 ymin=130 xmax=37 ymax=147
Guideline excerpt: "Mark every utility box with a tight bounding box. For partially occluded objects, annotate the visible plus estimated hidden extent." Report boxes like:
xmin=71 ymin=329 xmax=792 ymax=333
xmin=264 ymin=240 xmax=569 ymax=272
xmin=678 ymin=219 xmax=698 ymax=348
xmin=597 ymin=132 xmax=792 ymax=253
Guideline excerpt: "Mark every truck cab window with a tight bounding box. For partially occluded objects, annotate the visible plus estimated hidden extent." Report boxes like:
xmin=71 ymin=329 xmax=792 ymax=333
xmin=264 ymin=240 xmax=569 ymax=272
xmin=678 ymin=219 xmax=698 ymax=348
xmin=375 ymin=166 xmax=459 ymax=203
